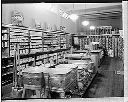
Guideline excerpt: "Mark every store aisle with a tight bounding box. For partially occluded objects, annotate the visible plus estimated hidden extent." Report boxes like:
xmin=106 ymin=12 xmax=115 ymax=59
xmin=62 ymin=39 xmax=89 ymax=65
xmin=83 ymin=57 xmax=124 ymax=98
xmin=2 ymin=57 xmax=124 ymax=99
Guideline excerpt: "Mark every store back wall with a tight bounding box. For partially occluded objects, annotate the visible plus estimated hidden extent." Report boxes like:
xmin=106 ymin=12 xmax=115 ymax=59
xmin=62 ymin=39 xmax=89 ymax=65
xmin=2 ymin=4 xmax=77 ymax=34
xmin=77 ymin=16 xmax=122 ymax=33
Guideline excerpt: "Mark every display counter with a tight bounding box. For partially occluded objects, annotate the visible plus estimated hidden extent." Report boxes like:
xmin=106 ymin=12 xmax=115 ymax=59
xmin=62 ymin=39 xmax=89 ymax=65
xmin=90 ymin=49 xmax=104 ymax=67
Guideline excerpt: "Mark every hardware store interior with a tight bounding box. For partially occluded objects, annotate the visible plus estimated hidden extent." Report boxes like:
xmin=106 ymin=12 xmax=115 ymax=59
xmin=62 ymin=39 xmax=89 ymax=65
xmin=2 ymin=2 xmax=125 ymax=99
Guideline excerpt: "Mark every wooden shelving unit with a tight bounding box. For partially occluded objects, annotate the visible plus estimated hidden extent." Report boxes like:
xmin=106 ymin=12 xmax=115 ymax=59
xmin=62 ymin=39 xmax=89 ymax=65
xmin=1 ymin=25 xmax=71 ymax=87
xmin=2 ymin=25 xmax=10 ymax=58
xmin=1 ymin=56 xmax=14 ymax=86
xmin=29 ymin=29 xmax=43 ymax=53
xmin=2 ymin=25 xmax=71 ymax=57
xmin=9 ymin=26 xmax=30 ymax=56
xmin=73 ymin=30 xmax=123 ymax=59
xmin=43 ymin=30 xmax=69 ymax=51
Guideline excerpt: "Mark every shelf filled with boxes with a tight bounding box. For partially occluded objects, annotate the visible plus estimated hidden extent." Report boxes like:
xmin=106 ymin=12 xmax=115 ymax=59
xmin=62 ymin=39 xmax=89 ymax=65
xmin=2 ymin=25 xmax=10 ymax=58
xmin=59 ymin=32 xmax=67 ymax=49
xmin=2 ymin=25 xmax=71 ymax=58
xmin=43 ymin=30 xmax=60 ymax=51
xmin=43 ymin=30 xmax=70 ymax=51
xmin=29 ymin=29 xmax=43 ymax=53
xmin=1 ymin=24 xmax=72 ymax=88
xmin=9 ymin=26 xmax=30 ymax=57
xmin=73 ymin=25 xmax=123 ymax=59
xmin=1 ymin=48 xmax=70 ymax=87
xmin=51 ymin=31 xmax=61 ymax=50
xmin=1 ymin=57 xmax=14 ymax=86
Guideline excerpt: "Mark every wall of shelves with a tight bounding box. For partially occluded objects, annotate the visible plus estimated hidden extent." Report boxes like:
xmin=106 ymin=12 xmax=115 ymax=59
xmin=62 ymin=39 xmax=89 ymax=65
xmin=73 ymin=34 xmax=123 ymax=59
xmin=2 ymin=49 xmax=69 ymax=86
xmin=2 ymin=25 xmax=10 ymax=58
xmin=2 ymin=25 xmax=71 ymax=57
xmin=72 ymin=26 xmax=123 ymax=59
xmin=1 ymin=24 xmax=71 ymax=87
xmin=1 ymin=57 xmax=14 ymax=86
xmin=29 ymin=29 xmax=43 ymax=53
xmin=10 ymin=27 xmax=30 ymax=56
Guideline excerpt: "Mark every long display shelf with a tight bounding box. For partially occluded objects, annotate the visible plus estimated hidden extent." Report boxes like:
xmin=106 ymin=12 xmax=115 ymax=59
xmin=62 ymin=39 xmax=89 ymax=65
xmin=73 ymin=32 xmax=123 ymax=59
xmin=1 ymin=48 xmax=70 ymax=86
xmin=2 ymin=24 xmax=71 ymax=57
xmin=73 ymin=34 xmax=120 ymax=37
xmin=2 ymin=22 xmax=71 ymax=79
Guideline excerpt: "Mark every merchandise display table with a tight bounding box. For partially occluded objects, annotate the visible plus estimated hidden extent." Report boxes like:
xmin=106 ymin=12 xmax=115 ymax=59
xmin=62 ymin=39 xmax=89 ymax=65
xmin=50 ymin=64 xmax=78 ymax=98
xmin=72 ymin=49 xmax=104 ymax=68
xmin=65 ymin=53 xmax=97 ymax=70
xmin=64 ymin=54 xmax=97 ymax=96
xmin=13 ymin=52 xmax=101 ymax=98
xmin=73 ymin=50 xmax=89 ymax=54
xmin=70 ymin=61 xmax=95 ymax=95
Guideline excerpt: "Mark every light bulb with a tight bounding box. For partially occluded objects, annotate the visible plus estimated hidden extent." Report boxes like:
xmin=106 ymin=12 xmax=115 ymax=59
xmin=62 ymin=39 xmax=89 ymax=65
xmin=90 ymin=26 xmax=95 ymax=30
xmin=82 ymin=21 xmax=89 ymax=26
xmin=69 ymin=14 xmax=79 ymax=21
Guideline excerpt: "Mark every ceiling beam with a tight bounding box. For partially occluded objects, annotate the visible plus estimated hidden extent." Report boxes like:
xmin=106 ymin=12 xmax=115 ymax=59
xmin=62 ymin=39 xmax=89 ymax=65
xmin=68 ymin=4 xmax=122 ymax=16
xmin=81 ymin=15 xmax=121 ymax=20
xmin=81 ymin=11 xmax=122 ymax=16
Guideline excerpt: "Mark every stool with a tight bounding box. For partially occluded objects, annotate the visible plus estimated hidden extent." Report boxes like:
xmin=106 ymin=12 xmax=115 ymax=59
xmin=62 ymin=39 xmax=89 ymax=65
xmin=22 ymin=84 xmax=45 ymax=98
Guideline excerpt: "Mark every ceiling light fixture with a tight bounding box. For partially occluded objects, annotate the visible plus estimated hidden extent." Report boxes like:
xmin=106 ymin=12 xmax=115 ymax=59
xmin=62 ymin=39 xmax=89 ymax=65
xmin=69 ymin=3 xmax=79 ymax=21
xmin=81 ymin=3 xmax=89 ymax=26
xmin=69 ymin=14 xmax=79 ymax=21
xmin=82 ymin=21 xmax=89 ymax=26
xmin=90 ymin=26 xmax=95 ymax=30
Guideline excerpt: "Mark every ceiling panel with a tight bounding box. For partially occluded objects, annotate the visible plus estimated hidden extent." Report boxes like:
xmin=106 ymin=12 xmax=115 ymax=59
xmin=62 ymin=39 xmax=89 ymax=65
xmin=81 ymin=12 xmax=121 ymax=20
xmin=57 ymin=3 xmax=122 ymax=20
xmin=59 ymin=3 xmax=122 ymax=11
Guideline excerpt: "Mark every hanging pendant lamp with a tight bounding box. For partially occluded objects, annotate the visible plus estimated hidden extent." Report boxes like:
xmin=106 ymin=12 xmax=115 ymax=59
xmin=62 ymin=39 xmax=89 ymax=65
xmin=82 ymin=21 xmax=89 ymax=26
xmin=90 ymin=26 xmax=95 ymax=30
xmin=69 ymin=3 xmax=79 ymax=21
xmin=81 ymin=3 xmax=89 ymax=26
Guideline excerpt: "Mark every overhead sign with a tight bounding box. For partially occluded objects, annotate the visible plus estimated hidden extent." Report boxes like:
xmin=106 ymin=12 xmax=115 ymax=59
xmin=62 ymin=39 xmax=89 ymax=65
xmin=59 ymin=9 xmax=69 ymax=19
xmin=11 ymin=10 xmax=24 ymax=26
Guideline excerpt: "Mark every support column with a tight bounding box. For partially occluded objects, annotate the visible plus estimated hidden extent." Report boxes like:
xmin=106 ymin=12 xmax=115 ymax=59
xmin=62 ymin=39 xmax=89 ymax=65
xmin=122 ymin=1 xmax=128 ymax=97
